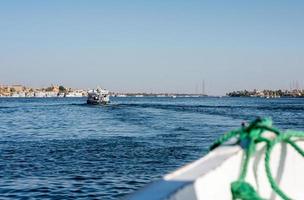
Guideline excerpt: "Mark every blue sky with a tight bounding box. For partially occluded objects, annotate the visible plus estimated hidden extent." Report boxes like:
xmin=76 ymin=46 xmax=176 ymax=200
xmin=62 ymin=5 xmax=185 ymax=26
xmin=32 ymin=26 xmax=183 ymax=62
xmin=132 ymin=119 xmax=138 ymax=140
xmin=0 ymin=0 xmax=303 ymax=95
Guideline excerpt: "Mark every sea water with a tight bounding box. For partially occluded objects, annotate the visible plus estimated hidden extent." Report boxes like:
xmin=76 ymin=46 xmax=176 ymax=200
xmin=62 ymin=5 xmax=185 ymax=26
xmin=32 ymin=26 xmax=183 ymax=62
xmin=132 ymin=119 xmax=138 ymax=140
xmin=0 ymin=97 xmax=304 ymax=199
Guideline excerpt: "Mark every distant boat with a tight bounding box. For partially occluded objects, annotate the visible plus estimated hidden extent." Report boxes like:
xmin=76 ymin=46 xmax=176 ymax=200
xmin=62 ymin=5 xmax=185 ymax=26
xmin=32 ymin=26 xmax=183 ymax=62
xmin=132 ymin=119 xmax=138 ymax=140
xmin=66 ymin=91 xmax=83 ymax=97
xmin=116 ymin=94 xmax=127 ymax=97
xmin=11 ymin=93 xmax=20 ymax=97
xmin=87 ymin=87 xmax=110 ymax=105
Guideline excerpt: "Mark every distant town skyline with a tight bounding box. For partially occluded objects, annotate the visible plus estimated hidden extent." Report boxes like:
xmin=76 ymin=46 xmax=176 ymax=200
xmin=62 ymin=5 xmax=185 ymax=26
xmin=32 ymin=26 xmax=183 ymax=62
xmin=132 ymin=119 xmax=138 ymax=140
xmin=1 ymin=1 xmax=304 ymax=95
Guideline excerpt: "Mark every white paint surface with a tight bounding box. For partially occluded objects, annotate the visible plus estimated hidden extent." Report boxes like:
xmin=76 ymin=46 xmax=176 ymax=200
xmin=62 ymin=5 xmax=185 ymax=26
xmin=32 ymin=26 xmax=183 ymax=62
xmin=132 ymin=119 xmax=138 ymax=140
xmin=128 ymin=136 xmax=304 ymax=200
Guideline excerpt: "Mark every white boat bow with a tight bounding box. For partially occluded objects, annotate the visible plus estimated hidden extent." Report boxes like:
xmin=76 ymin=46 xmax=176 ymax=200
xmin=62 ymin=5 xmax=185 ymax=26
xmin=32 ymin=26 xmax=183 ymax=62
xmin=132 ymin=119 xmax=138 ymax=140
xmin=128 ymin=120 xmax=304 ymax=200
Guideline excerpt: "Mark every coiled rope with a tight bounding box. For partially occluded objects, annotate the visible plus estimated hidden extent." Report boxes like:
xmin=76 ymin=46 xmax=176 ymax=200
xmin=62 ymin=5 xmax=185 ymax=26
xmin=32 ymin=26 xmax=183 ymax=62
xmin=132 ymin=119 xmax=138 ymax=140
xmin=210 ymin=118 xmax=304 ymax=200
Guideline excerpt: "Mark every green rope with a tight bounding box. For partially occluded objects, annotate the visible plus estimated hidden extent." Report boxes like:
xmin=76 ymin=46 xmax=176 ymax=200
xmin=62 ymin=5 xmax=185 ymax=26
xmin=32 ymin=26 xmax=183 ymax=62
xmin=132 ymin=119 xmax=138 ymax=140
xmin=209 ymin=118 xmax=304 ymax=200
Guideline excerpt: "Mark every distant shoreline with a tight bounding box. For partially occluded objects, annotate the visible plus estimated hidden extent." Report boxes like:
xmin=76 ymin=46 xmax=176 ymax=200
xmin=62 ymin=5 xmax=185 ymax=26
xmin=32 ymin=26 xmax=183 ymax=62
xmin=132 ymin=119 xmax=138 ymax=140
xmin=227 ymin=89 xmax=304 ymax=98
xmin=0 ymin=94 xmax=209 ymax=98
xmin=0 ymin=84 xmax=211 ymax=98
xmin=1 ymin=95 xmax=304 ymax=99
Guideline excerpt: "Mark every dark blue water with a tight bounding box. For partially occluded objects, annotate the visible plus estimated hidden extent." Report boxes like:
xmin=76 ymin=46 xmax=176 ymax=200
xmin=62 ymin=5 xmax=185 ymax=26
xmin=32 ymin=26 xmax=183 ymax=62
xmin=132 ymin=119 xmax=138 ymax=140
xmin=1 ymin=97 xmax=304 ymax=199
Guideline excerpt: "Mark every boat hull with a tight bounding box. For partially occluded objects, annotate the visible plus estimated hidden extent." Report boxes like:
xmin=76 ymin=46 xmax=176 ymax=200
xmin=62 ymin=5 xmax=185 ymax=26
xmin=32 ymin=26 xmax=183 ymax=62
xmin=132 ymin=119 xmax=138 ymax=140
xmin=127 ymin=135 xmax=304 ymax=200
xmin=87 ymin=99 xmax=108 ymax=105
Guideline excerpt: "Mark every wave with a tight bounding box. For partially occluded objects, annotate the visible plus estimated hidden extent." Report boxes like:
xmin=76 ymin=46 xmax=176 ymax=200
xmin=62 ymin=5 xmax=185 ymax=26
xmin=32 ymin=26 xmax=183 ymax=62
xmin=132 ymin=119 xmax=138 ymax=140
xmin=173 ymin=127 xmax=190 ymax=131
xmin=113 ymin=102 xmax=304 ymax=113
xmin=0 ymin=106 xmax=11 ymax=109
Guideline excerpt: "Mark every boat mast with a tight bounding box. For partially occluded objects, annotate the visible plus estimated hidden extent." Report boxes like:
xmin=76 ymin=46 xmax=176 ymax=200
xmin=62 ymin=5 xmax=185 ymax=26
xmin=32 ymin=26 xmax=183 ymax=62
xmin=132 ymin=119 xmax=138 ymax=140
xmin=202 ymin=80 xmax=205 ymax=96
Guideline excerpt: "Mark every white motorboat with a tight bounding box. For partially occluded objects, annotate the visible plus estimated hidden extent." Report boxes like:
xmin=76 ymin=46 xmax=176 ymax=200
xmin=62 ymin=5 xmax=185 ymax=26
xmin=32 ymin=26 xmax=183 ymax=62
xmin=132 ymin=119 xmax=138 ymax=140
xmin=87 ymin=87 xmax=110 ymax=105
xmin=128 ymin=118 xmax=304 ymax=200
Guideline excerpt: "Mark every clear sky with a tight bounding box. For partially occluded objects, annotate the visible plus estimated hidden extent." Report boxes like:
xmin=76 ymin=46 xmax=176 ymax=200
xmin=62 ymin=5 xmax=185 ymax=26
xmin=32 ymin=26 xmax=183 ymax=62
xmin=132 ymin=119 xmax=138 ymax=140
xmin=0 ymin=0 xmax=303 ymax=95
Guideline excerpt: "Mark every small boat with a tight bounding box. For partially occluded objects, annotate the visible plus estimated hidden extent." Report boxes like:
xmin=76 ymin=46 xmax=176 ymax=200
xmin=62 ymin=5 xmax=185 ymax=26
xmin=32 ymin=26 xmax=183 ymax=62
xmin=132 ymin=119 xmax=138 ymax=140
xmin=128 ymin=118 xmax=304 ymax=200
xmin=87 ymin=87 xmax=110 ymax=105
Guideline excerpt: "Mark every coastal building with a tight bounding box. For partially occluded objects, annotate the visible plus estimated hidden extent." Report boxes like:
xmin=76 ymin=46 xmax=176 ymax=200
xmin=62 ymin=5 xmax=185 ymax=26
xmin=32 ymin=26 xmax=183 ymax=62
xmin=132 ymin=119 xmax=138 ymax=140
xmin=45 ymin=92 xmax=58 ymax=97
xmin=10 ymin=85 xmax=24 ymax=93
xmin=26 ymin=92 xmax=35 ymax=97
xmin=0 ymin=85 xmax=12 ymax=96
xmin=34 ymin=92 xmax=46 ymax=97
xmin=46 ymin=85 xmax=60 ymax=93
